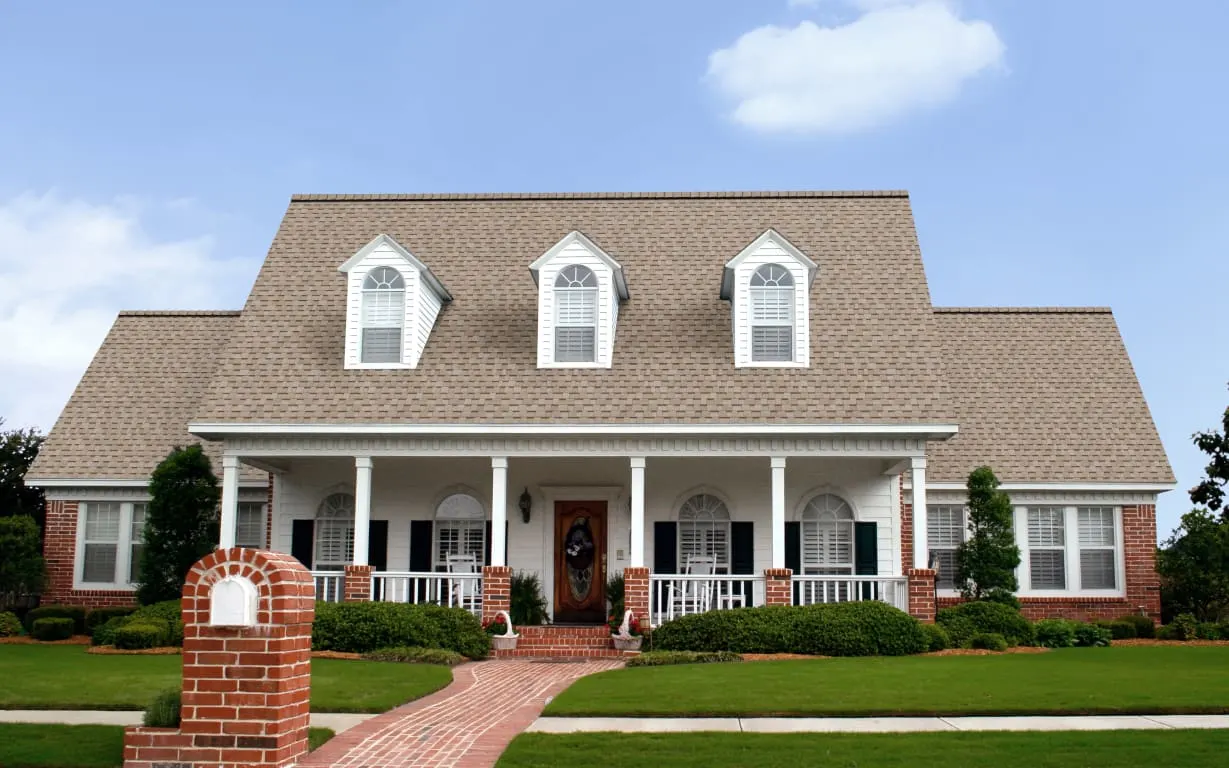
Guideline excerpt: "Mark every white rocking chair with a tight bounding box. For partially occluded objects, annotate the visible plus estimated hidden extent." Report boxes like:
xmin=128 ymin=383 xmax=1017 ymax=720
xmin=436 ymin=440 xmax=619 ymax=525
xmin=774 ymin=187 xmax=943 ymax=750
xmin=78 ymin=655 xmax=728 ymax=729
xmin=667 ymin=555 xmax=716 ymax=620
xmin=445 ymin=554 xmax=481 ymax=612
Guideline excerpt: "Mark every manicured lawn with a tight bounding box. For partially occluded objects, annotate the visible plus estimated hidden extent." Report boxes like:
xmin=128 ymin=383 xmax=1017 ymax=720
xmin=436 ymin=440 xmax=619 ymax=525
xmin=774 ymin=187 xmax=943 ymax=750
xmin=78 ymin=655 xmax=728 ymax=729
xmin=498 ymin=731 xmax=1229 ymax=768
xmin=0 ymin=645 xmax=452 ymax=713
xmin=546 ymin=646 xmax=1229 ymax=717
xmin=0 ymin=724 xmax=333 ymax=767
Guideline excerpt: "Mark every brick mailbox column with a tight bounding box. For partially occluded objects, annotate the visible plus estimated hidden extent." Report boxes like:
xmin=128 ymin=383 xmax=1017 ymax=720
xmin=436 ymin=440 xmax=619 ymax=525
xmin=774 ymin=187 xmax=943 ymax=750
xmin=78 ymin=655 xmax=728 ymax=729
xmin=764 ymin=568 xmax=793 ymax=606
xmin=123 ymin=549 xmax=315 ymax=768
xmin=481 ymin=565 xmax=512 ymax=624
xmin=623 ymin=566 xmax=650 ymax=625
xmin=907 ymin=568 xmax=937 ymax=623
xmin=343 ymin=564 xmax=374 ymax=602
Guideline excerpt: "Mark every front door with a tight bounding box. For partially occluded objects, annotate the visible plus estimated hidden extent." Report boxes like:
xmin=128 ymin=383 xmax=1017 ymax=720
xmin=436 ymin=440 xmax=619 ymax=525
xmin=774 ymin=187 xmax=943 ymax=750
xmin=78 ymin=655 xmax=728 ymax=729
xmin=553 ymin=500 xmax=607 ymax=623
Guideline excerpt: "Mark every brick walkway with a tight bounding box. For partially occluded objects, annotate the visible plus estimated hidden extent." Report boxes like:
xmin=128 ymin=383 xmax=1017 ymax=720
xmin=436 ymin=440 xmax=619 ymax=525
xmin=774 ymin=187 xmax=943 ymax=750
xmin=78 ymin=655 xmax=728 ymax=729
xmin=298 ymin=659 xmax=621 ymax=768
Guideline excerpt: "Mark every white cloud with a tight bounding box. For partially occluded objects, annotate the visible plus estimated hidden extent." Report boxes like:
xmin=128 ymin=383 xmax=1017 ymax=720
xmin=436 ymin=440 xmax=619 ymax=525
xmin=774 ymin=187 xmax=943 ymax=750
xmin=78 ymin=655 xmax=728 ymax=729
xmin=709 ymin=1 xmax=1005 ymax=134
xmin=0 ymin=192 xmax=250 ymax=431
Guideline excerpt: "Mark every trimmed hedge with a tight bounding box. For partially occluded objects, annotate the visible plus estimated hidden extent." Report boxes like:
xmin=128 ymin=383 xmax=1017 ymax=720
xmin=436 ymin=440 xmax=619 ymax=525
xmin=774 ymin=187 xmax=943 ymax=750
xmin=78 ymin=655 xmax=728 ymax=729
xmin=1115 ymin=614 xmax=1155 ymax=639
xmin=1034 ymin=618 xmax=1077 ymax=648
xmin=362 ymin=646 xmax=467 ymax=666
xmin=652 ymin=602 xmax=928 ymax=657
xmin=115 ymin=620 xmax=170 ymax=650
xmin=626 ymin=651 xmax=743 ymax=667
xmin=922 ymin=623 xmax=951 ymax=651
xmin=313 ymin=602 xmax=489 ymax=658
xmin=412 ymin=604 xmax=490 ymax=659
xmin=85 ymin=606 xmax=137 ymax=631
xmin=936 ymin=601 xmax=1033 ymax=648
xmin=24 ymin=605 xmax=87 ymax=635
xmin=0 ymin=611 xmax=21 ymax=637
xmin=32 ymin=617 xmax=75 ymax=641
xmin=143 ymin=688 xmax=181 ymax=728
xmin=969 ymin=632 xmax=1008 ymax=651
xmin=1074 ymin=623 xmax=1112 ymax=647
xmin=91 ymin=616 xmax=130 ymax=647
xmin=1094 ymin=620 xmax=1137 ymax=640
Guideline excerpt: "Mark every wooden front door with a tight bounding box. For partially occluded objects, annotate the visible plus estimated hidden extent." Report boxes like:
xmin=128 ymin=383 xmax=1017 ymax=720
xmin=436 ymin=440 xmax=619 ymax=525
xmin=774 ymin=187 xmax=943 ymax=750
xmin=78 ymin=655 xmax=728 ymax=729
xmin=553 ymin=500 xmax=607 ymax=624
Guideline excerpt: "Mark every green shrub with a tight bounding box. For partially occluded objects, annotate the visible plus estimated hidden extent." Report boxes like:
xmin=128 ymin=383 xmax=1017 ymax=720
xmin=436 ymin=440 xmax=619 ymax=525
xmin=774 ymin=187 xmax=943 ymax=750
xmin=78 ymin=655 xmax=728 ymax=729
xmin=1073 ymin=623 xmax=1112 ymax=647
xmin=922 ymin=623 xmax=951 ymax=651
xmin=115 ymin=621 xmax=168 ymax=650
xmin=24 ymin=605 xmax=88 ymax=635
xmin=1195 ymin=622 xmax=1222 ymax=640
xmin=411 ymin=604 xmax=489 ymax=659
xmin=607 ymin=573 xmax=625 ymax=618
xmin=936 ymin=601 xmax=1033 ymax=647
xmin=1156 ymin=623 xmax=1179 ymax=640
xmin=312 ymin=602 xmax=443 ymax=654
xmin=1033 ymin=618 xmax=1077 ymax=648
xmin=1172 ymin=613 xmax=1199 ymax=640
xmin=31 ymin=617 xmax=74 ymax=641
xmin=626 ymin=651 xmax=743 ymax=667
xmin=85 ymin=606 xmax=137 ymax=631
xmin=969 ymin=632 xmax=1008 ymax=651
xmin=1094 ymin=619 xmax=1136 ymax=640
xmin=143 ymin=688 xmax=181 ymax=728
xmin=510 ymin=571 xmax=548 ymax=627
xmin=362 ymin=646 xmax=466 ymax=666
xmin=91 ymin=616 xmax=130 ymax=646
xmin=1116 ymin=614 xmax=1155 ymax=639
xmin=1219 ymin=620 xmax=1229 ymax=641
xmin=0 ymin=611 xmax=22 ymax=637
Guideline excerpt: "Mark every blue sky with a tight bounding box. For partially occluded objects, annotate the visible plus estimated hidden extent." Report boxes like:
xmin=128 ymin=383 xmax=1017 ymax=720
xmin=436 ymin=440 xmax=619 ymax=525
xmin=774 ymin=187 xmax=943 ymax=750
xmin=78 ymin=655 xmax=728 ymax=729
xmin=1 ymin=0 xmax=1225 ymax=538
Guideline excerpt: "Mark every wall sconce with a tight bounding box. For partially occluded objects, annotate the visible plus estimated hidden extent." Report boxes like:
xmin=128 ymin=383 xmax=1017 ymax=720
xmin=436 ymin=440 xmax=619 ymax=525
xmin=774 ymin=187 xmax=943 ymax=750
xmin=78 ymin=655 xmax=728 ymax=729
xmin=518 ymin=488 xmax=532 ymax=523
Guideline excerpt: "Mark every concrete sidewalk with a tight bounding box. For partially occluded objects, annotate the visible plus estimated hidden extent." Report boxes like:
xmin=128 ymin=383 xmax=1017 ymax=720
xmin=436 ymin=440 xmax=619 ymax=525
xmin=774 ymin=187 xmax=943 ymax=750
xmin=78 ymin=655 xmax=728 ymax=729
xmin=528 ymin=714 xmax=1229 ymax=733
xmin=0 ymin=710 xmax=372 ymax=733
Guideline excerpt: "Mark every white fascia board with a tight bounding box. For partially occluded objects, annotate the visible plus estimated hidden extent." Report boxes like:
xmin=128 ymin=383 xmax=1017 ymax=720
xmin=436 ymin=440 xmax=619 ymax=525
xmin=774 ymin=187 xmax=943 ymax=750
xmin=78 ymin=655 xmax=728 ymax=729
xmin=28 ymin=478 xmax=269 ymax=489
xmin=337 ymin=233 xmax=453 ymax=302
xmin=528 ymin=231 xmax=629 ymax=300
xmin=189 ymin=422 xmax=960 ymax=439
xmin=720 ymin=228 xmax=818 ymax=300
xmin=920 ymin=481 xmax=1176 ymax=493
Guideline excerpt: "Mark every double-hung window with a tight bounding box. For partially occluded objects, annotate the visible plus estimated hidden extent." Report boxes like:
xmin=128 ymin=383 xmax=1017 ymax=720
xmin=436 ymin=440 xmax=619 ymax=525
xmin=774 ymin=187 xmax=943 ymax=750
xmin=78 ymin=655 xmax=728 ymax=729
xmin=554 ymin=265 xmax=598 ymax=363
xmin=79 ymin=501 xmax=146 ymax=588
xmin=749 ymin=264 xmax=794 ymax=362
xmin=1020 ymin=505 xmax=1121 ymax=592
xmin=1026 ymin=507 xmax=1067 ymax=590
xmin=236 ymin=502 xmax=266 ymax=549
xmin=1077 ymin=507 xmax=1117 ymax=589
xmin=927 ymin=505 xmax=965 ymax=590
xmin=360 ymin=266 xmax=405 ymax=363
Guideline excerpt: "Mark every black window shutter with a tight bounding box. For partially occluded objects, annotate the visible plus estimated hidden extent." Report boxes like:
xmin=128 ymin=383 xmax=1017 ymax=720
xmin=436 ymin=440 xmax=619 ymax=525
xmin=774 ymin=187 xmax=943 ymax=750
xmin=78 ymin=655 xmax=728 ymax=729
xmin=653 ymin=522 xmax=677 ymax=574
xmin=368 ymin=520 xmax=389 ymax=572
xmin=409 ymin=520 xmax=433 ymax=572
xmin=484 ymin=521 xmax=493 ymax=566
xmin=785 ymin=522 xmax=801 ymax=573
xmin=854 ymin=521 xmax=878 ymax=600
xmin=731 ymin=522 xmax=754 ymax=575
xmin=291 ymin=520 xmax=314 ymax=569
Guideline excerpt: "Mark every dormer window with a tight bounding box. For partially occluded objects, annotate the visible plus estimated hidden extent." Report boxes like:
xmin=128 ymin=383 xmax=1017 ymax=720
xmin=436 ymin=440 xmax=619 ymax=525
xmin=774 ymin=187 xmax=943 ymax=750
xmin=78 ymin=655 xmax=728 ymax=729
xmin=361 ymin=267 xmax=406 ymax=363
xmin=721 ymin=229 xmax=817 ymax=368
xmin=750 ymin=264 xmax=795 ymax=362
xmin=554 ymin=265 xmax=599 ymax=363
xmin=530 ymin=231 xmax=629 ymax=368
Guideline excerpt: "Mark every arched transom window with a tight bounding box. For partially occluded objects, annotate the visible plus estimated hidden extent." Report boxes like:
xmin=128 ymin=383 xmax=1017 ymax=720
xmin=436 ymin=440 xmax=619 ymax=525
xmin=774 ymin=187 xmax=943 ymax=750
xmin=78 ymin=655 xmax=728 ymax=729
xmin=749 ymin=263 xmax=794 ymax=362
xmin=800 ymin=493 xmax=854 ymax=574
xmin=554 ymin=264 xmax=598 ymax=363
xmin=678 ymin=493 xmax=731 ymax=572
xmin=435 ymin=493 xmax=486 ymax=569
xmin=315 ymin=492 xmax=355 ymax=571
xmin=361 ymin=266 xmax=405 ymax=363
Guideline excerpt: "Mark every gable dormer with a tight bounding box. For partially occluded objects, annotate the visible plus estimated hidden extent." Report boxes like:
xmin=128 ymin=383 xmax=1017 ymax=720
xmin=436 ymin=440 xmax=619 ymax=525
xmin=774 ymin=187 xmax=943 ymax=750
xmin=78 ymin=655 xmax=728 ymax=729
xmin=530 ymin=231 xmax=628 ymax=368
xmin=721 ymin=229 xmax=817 ymax=368
xmin=338 ymin=234 xmax=452 ymax=369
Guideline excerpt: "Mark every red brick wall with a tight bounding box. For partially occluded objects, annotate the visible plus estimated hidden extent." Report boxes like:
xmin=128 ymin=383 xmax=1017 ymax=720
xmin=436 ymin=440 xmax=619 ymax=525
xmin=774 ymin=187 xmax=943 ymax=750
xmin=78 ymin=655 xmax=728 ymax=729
xmin=623 ymin=566 xmax=649 ymax=625
xmin=901 ymin=500 xmax=913 ymax=575
xmin=343 ymin=564 xmax=373 ymax=602
xmin=42 ymin=499 xmax=137 ymax=610
xmin=907 ymin=568 xmax=937 ymax=622
xmin=764 ymin=568 xmax=793 ymax=606
xmin=481 ymin=566 xmax=512 ymax=624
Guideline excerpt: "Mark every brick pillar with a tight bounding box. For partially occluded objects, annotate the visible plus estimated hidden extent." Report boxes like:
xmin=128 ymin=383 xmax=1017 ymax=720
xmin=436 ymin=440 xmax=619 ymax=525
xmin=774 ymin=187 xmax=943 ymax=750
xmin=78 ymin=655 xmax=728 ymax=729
xmin=1122 ymin=504 xmax=1162 ymax=622
xmin=623 ymin=567 xmax=650 ymax=624
xmin=123 ymin=549 xmax=315 ymax=768
xmin=42 ymin=499 xmax=78 ymax=604
xmin=482 ymin=565 xmax=512 ymax=624
xmin=907 ymin=568 xmax=937 ymax=623
xmin=900 ymin=474 xmax=913 ymax=576
xmin=764 ymin=568 xmax=793 ymax=606
xmin=343 ymin=564 xmax=374 ymax=602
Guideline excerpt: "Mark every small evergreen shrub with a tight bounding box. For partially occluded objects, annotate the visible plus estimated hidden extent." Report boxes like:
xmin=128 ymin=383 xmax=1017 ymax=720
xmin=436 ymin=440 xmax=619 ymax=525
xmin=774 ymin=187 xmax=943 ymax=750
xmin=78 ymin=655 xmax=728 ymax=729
xmin=412 ymin=604 xmax=489 ymax=659
xmin=626 ymin=651 xmax=743 ymax=667
xmin=0 ymin=611 xmax=22 ymax=637
xmin=91 ymin=616 xmax=130 ymax=646
xmin=24 ymin=605 xmax=88 ymax=635
xmin=922 ymin=623 xmax=951 ymax=651
xmin=85 ymin=606 xmax=136 ymax=631
xmin=1116 ymin=614 xmax=1155 ymax=639
xmin=936 ymin=601 xmax=1033 ymax=647
xmin=1072 ymin=623 xmax=1112 ymax=647
xmin=1094 ymin=620 xmax=1136 ymax=640
xmin=969 ymin=632 xmax=1008 ymax=651
xmin=1171 ymin=613 xmax=1199 ymax=640
xmin=115 ymin=621 xmax=168 ymax=649
xmin=143 ymin=688 xmax=181 ymax=728
xmin=31 ymin=617 xmax=74 ymax=641
xmin=1195 ymin=622 xmax=1222 ymax=640
xmin=362 ymin=646 xmax=466 ymax=665
xmin=1156 ymin=623 xmax=1179 ymax=640
xmin=1219 ymin=620 xmax=1229 ymax=641
xmin=1033 ymin=618 xmax=1077 ymax=648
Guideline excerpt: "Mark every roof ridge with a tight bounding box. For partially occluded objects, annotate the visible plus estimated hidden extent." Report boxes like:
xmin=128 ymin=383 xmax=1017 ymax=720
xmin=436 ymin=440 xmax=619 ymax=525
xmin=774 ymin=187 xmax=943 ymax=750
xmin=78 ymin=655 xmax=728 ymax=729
xmin=934 ymin=306 xmax=1112 ymax=314
xmin=118 ymin=310 xmax=242 ymax=317
xmin=289 ymin=190 xmax=910 ymax=202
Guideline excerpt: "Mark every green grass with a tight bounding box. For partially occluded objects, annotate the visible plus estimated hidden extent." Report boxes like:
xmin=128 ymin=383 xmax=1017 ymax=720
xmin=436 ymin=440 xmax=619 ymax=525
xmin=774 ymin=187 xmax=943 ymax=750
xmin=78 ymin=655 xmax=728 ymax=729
xmin=0 ymin=724 xmax=334 ymax=767
xmin=546 ymin=646 xmax=1229 ymax=717
xmin=0 ymin=645 xmax=452 ymax=713
xmin=499 ymin=731 xmax=1229 ymax=768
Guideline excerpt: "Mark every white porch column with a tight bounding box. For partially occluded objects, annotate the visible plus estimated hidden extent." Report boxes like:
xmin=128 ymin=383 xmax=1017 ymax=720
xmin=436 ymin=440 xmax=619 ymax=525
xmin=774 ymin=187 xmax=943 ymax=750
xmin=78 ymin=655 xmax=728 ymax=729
xmin=353 ymin=456 xmax=373 ymax=566
xmin=491 ymin=457 xmax=508 ymax=567
xmin=771 ymin=457 xmax=787 ymax=569
xmin=911 ymin=456 xmax=928 ymax=569
xmin=629 ymin=457 xmax=646 ymax=568
xmin=218 ymin=455 xmax=240 ymax=550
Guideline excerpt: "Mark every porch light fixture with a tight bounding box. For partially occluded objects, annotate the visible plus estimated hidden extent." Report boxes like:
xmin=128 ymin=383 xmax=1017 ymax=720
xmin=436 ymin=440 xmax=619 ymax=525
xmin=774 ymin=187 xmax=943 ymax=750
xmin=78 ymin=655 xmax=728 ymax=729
xmin=518 ymin=488 xmax=532 ymax=523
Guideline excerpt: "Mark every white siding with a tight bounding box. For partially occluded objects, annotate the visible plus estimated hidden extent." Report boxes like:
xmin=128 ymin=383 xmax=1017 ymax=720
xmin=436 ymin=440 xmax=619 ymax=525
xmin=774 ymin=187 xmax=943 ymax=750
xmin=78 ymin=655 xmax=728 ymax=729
xmin=342 ymin=242 xmax=445 ymax=369
xmin=536 ymin=241 xmax=618 ymax=368
xmin=413 ymin=280 xmax=443 ymax=367
xmin=731 ymin=238 xmax=810 ymax=368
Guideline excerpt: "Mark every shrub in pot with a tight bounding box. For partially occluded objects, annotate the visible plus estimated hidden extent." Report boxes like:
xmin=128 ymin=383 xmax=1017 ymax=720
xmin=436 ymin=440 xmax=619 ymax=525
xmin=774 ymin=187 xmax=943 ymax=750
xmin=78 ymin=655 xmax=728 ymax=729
xmin=510 ymin=571 xmax=548 ymax=627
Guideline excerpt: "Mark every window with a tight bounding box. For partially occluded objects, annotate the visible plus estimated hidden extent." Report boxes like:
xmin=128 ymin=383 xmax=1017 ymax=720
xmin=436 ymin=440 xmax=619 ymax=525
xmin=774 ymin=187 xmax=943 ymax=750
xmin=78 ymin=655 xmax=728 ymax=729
xmin=1027 ymin=507 xmax=1066 ymax=590
xmin=800 ymin=493 xmax=853 ymax=574
xmin=83 ymin=503 xmax=122 ymax=583
xmin=361 ymin=266 xmax=405 ymax=363
xmin=750 ymin=264 xmax=794 ymax=362
xmin=1078 ymin=506 xmax=1117 ymax=590
xmin=678 ymin=494 xmax=731 ymax=572
xmin=315 ymin=493 xmax=355 ymax=571
xmin=554 ymin=264 xmax=598 ymax=363
xmin=435 ymin=493 xmax=486 ymax=568
xmin=927 ymin=505 xmax=964 ymax=590
xmin=236 ymin=502 xmax=266 ymax=549
xmin=78 ymin=501 xmax=146 ymax=588
xmin=128 ymin=503 xmax=146 ymax=584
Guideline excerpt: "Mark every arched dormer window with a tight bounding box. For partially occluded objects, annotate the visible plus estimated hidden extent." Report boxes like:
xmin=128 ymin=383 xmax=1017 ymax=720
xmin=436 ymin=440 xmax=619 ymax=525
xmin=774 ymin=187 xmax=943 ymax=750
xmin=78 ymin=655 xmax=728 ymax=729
xmin=361 ymin=266 xmax=405 ymax=363
xmin=554 ymin=264 xmax=598 ymax=363
xmin=435 ymin=493 xmax=486 ymax=569
xmin=315 ymin=492 xmax=355 ymax=571
xmin=678 ymin=493 xmax=731 ymax=572
xmin=750 ymin=264 xmax=795 ymax=362
xmin=800 ymin=493 xmax=854 ymax=574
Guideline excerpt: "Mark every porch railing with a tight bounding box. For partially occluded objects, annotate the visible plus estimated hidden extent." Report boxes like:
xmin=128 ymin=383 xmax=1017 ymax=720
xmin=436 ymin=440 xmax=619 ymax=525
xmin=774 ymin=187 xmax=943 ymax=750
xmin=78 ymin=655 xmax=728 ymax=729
xmin=371 ymin=571 xmax=483 ymax=617
xmin=792 ymin=575 xmax=908 ymax=611
xmin=312 ymin=572 xmax=344 ymax=603
xmin=649 ymin=574 xmax=765 ymax=627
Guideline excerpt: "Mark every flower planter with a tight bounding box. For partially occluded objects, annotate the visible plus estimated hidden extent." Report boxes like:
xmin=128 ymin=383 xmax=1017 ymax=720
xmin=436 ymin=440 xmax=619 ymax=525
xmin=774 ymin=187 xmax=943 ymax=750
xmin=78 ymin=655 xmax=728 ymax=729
xmin=490 ymin=635 xmax=518 ymax=651
xmin=612 ymin=635 xmax=642 ymax=651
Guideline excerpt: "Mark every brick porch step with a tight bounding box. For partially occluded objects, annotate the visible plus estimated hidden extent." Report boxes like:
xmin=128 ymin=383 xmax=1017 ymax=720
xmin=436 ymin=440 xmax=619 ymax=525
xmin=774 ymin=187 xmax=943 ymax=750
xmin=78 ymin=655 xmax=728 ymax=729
xmin=493 ymin=624 xmax=639 ymax=659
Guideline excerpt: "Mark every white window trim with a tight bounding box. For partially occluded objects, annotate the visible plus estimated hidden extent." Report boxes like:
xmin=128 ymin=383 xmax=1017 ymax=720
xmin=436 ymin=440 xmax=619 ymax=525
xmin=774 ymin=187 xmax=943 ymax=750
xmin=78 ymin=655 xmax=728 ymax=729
xmin=1015 ymin=505 xmax=1126 ymax=598
xmin=235 ymin=502 xmax=267 ymax=549
xmin=723 ymin=229 xmax=816 ymax=369
xmin=531 ymin=231 xmax=627 ymax=369
xmin=74 ymin=501 xmax=147 ymax=591
xmin=927 ymin=504 xmax=967 ymax=597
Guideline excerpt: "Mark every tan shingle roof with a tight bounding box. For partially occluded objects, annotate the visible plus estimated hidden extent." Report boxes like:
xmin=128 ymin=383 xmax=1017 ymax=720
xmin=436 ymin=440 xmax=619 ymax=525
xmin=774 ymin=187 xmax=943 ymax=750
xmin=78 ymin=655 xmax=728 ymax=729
xmin=927 ymin=307 xmax=1174 ymax=484
xmin=193 ymin=192 xmax=953 ymax=424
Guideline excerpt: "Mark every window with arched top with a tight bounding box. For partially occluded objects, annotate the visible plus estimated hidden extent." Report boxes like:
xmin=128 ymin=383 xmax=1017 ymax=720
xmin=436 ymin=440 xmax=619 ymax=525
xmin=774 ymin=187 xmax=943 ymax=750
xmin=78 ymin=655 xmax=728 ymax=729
xmin=315 ymin=492 xmax=355 ymax=571
xmin=678 ymin=493 xmax=731 ymax=572
xmin=800 ymin=493 xmax=854 ymax=574
xmin=554 ymin=264 xmax=598 ymax=363
xmin=749 ymin=263 xmax=795 ymax=362
xmin=361 ymin=266 xmax=405 ymax=363
xmin=435 ymin=493 xmax=486 ymax=569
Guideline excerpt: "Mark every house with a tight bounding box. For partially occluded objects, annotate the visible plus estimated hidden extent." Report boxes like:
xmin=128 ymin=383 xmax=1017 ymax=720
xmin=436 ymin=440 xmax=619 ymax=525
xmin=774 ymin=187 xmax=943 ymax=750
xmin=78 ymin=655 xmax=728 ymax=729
xmin=27 ymin=190 xmax=1173 ymax=640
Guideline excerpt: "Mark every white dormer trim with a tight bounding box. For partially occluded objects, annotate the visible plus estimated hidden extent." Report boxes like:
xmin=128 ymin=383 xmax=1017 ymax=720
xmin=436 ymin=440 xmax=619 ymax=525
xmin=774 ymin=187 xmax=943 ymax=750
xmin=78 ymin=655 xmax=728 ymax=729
xmin=721 ymin=229 xmax=816 ymax=368
xmin=338 ymin=234 xmax=451 ymax=370
xmin=530 ymin=231 xmax=627 ymax=369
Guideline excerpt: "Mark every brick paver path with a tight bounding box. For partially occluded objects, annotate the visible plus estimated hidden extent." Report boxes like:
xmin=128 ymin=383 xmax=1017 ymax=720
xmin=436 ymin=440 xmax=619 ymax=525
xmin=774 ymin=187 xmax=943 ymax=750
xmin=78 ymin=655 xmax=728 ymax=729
xmin=298 ymin=659 xmax=621 ymax=768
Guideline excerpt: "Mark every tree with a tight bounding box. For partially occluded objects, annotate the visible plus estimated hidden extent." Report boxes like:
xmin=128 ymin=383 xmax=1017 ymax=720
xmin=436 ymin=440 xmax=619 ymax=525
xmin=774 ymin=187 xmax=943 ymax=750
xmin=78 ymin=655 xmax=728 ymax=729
xmin=0 ymin=515 xmax=45 ymax=607
xmin=955 ymin=465 xmax=1021 ymax=604
xmin=1190 ymin=383 xmax=1229 ymax=517
xmin=1157 ymin=508 xmax=1229 ymax=621
xmin=136 ymin=445 xmax=220 ymax=605
xmin=0 ymin=419 xmax=45 ymax=528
